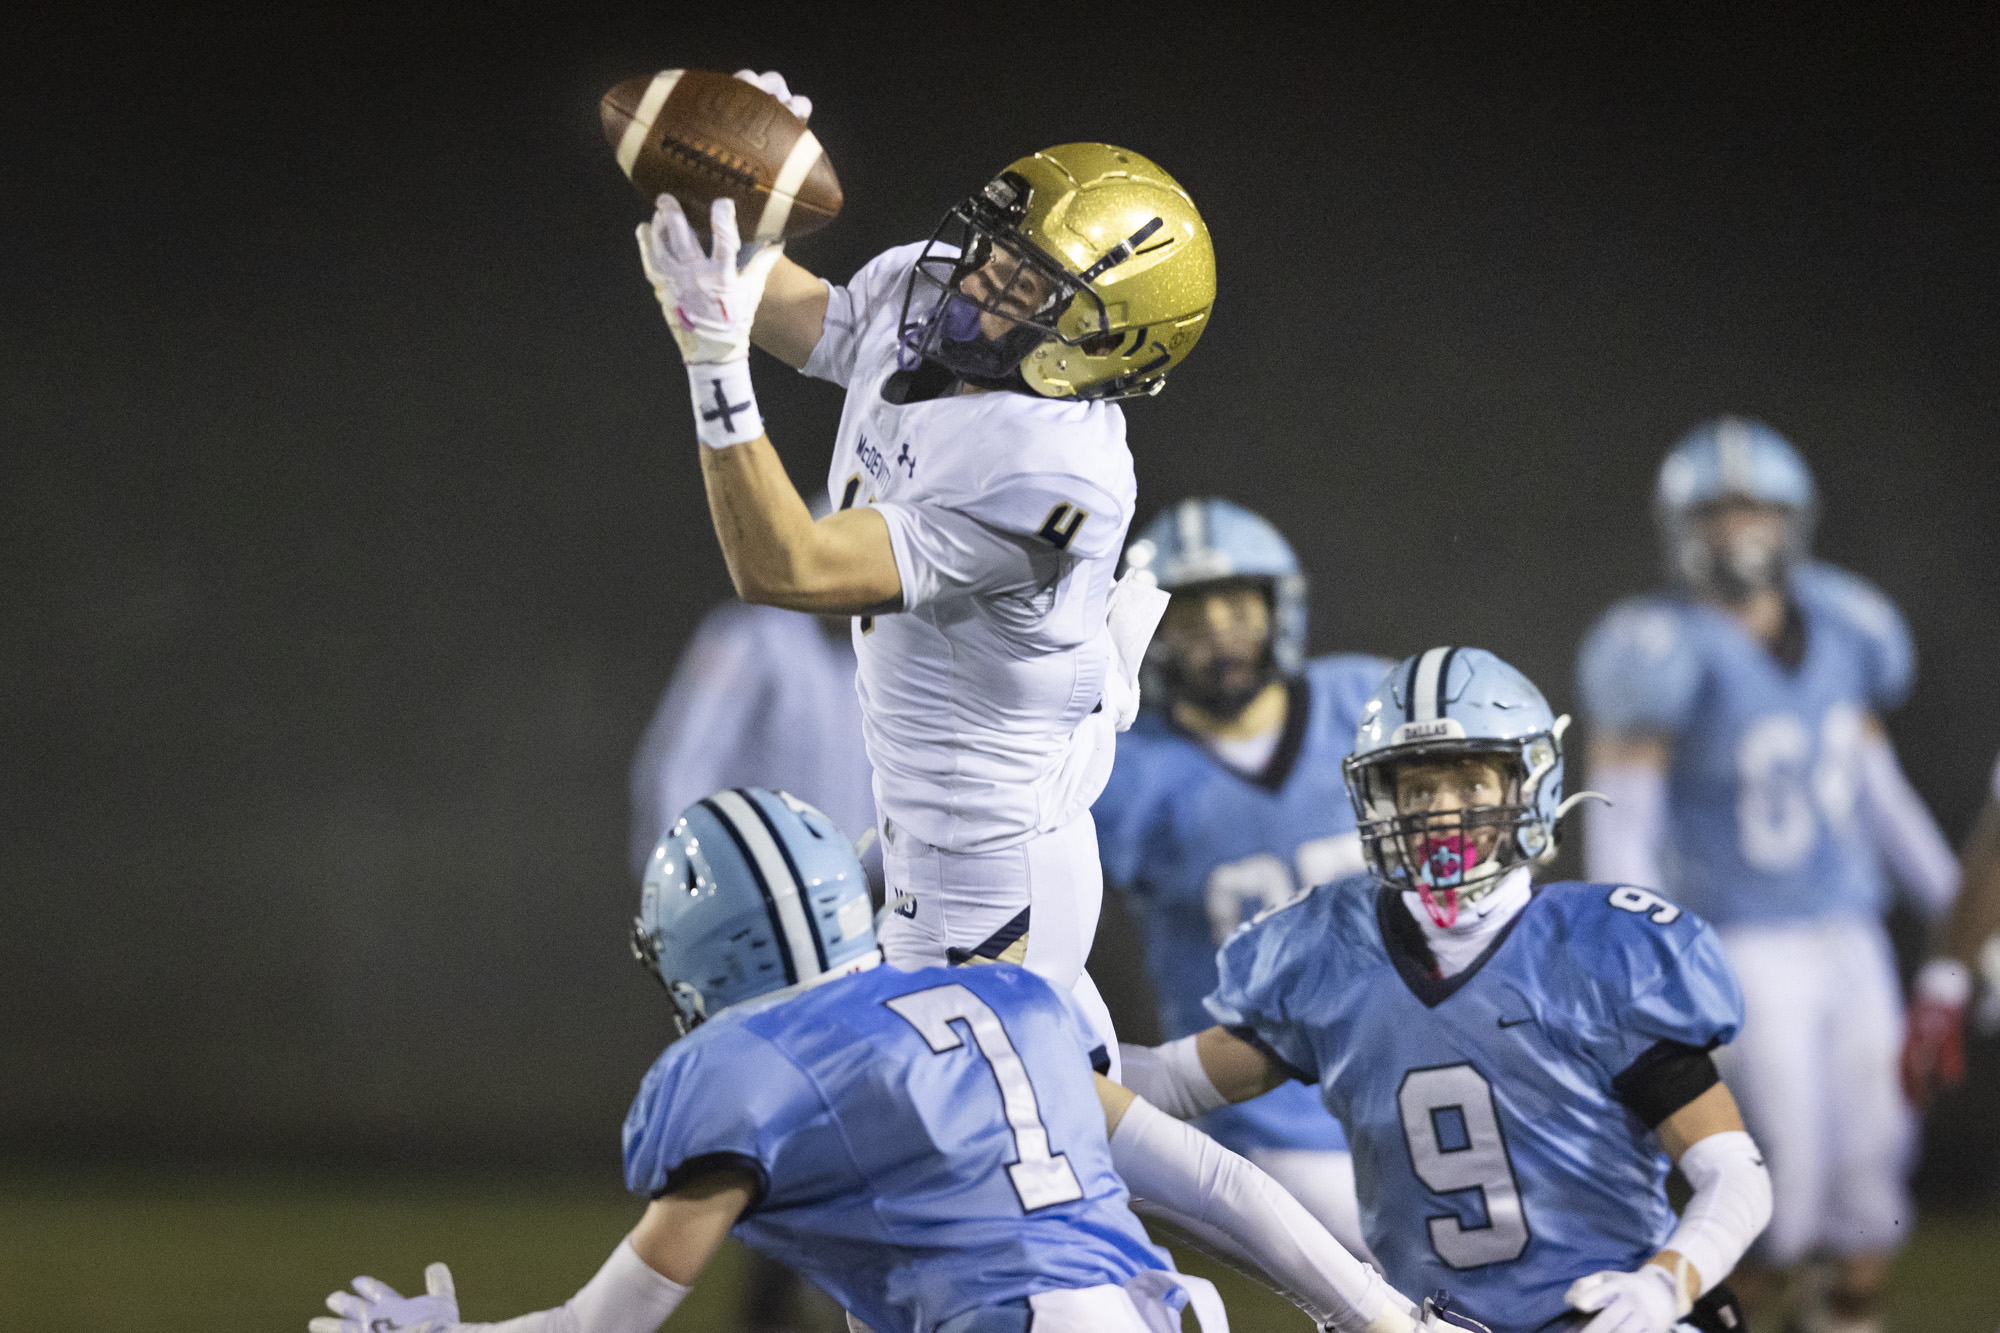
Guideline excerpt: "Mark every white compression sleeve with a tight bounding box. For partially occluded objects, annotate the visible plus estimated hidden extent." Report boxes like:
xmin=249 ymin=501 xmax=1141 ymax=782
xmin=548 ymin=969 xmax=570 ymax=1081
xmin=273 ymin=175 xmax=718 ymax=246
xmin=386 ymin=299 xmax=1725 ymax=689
xmin=1584 ymin=763 xmax=1668 ymax=890
xmin=466 ymin=1237 xmax=690 ymax=1333
xmin=1857 ymin=729 xmax=1960 ymax=919
xmin=1117 ymin=1036 xmax=1229 ymax=1120
xmin=1110 ymin=1097 xmax=1412 ymax=1333
xmin=1662 ymin=1131 xmax=1773 ymax=1298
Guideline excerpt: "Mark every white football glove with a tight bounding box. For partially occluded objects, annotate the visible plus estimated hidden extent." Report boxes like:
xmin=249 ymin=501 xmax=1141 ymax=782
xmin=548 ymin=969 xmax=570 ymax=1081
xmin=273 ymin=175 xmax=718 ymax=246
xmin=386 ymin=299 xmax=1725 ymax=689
xmin=732 ymin=68 xmax=811 ymax=122
xmin=727 ymin=71 xmax=808 ymax=271
xmin=310 ymin=1262 xmax=461 ymax=1333
xmin=637 ymin=194 xmax=782 ymax=365
xmin=1563 ymin=1264 xmax=1687 ymax=1333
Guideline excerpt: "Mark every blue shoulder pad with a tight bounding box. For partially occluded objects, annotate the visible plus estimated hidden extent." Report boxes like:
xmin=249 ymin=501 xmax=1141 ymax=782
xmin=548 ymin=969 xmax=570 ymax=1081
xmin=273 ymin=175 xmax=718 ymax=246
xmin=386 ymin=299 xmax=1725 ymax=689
xmin=1576 ymin=597 xmax=1704 ymax=735
xmin=1539 ymin=882 xmax=1745 ymax=1078
xmin=621 ymin=1019 xmax=806 ymax=1202
xmin=1305 ymin=652 xmax=1396 ymax=721
xmin=1203 ymin=878 xmax=1365 ymax=1080
xmin=1793 ymin=562 xmax=1914 ymax=711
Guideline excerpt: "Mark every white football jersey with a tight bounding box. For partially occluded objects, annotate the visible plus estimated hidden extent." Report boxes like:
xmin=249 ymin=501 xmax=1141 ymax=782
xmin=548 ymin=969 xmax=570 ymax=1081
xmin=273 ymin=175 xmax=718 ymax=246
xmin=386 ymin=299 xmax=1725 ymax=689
xmin=803 ymin=242 xmax=1136 ymax=854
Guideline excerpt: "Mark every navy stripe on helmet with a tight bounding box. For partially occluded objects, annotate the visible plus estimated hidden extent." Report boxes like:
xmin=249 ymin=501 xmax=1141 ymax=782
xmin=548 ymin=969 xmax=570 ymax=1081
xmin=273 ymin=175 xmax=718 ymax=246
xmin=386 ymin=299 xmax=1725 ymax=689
xmin=737 ymin=789 xmax=831 ymax=972
xmin=1402 ymin=654 xmax=1423 ymax=725
xmin=698 ymin=796 xmax=799 ymax=987
xmin=1434 ymin=645 xmax=1461 ymax=719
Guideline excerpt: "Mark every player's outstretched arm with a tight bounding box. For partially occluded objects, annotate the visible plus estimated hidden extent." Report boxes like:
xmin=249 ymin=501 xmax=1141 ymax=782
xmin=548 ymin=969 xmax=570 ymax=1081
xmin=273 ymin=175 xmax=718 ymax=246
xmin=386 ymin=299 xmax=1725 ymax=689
xmin=1093 ymin=1075 xmax=1419 ymax=1333
xmin=751 ymin=254 xmax=831 ymax=370
xmin=310 ymin=1174 xmax=754 ymax=1333
xmin=1564 ymin=1083 xmax=1771 ymax=1333
xmin=697 ymin=438 xmax=902 ymax=614
xmin=1117 ymin=1025 xmax=1290 ymax=1118
xmin=636 ymin=193 xmax=901 ymax=615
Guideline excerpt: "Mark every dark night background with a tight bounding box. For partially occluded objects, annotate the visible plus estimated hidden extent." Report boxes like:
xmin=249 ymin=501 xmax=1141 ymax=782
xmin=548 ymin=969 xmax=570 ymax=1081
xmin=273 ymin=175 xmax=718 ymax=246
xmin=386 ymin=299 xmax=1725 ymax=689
xmin=4 ymin=5 xmax=1997 ymax=1185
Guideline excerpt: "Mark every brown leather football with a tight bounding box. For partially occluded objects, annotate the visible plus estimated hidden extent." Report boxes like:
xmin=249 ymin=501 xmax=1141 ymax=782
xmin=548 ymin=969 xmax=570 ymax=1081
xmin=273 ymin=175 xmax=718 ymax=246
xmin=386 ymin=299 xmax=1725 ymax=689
xmin=601 ymin=69 xmax=843 ymax=241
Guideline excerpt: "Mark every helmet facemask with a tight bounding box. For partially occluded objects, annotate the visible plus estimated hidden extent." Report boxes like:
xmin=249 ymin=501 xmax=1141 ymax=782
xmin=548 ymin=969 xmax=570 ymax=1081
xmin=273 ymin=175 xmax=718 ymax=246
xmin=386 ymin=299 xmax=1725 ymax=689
xmin=629 ymin=916 xmax=707 ymax=1037
xmin=899 ymin=174 xmax=1102 ymax=391
xmin=1155 ymin=576 xmax=1282 ymax=720
xmin=1664 ymin=498 xmax=1811 ymax=606
xmin=1347 ymin=736 xmax=1562 ymax=927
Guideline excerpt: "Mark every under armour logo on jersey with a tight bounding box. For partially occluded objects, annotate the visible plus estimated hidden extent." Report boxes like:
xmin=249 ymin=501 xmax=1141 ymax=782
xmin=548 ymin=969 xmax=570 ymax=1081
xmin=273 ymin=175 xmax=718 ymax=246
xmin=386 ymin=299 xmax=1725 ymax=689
xmin=894 ymin=442 xmax=916 ymax=477
xmin=1036 ymin=502 xmax=1089 ymax=550
xmin=699 ymin=378 xmax=752 ymax=433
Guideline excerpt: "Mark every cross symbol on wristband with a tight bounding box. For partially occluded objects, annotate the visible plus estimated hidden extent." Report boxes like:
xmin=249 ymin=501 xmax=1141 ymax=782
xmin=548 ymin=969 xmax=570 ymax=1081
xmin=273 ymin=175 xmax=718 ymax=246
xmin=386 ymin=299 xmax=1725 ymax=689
xmin=700 ymin=377 xmax=753 ymax=434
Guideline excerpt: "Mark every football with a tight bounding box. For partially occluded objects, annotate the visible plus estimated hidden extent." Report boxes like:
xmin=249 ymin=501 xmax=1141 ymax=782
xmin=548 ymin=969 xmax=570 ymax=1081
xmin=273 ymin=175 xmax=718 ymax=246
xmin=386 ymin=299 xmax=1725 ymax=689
xmin=601 ymin=69 xmax=843 ymax=242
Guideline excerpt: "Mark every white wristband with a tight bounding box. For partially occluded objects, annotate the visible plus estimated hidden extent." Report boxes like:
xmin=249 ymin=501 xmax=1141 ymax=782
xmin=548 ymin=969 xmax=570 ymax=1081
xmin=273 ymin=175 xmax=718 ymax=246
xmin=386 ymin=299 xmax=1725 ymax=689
xmin=1117 ymin=1036 xmax=1229 ymax=1120
xmin=686 ymin=361 xmax=763 ymax=449
xmin=1663 ymin=1130 xmax=1772 ymax=1298
xmin=469 ymin=1237 xmax=689 ymax=1333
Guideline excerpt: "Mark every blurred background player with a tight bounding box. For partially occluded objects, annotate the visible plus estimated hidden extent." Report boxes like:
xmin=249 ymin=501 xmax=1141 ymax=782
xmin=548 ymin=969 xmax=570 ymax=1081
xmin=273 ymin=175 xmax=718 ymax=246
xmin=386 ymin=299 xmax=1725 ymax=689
xmin=1903 ymin=750 xmax=2000 ymax=1107
xmin=628 ymin=492 xmax=878 ymax=891
xmin=1120 ymin=648 xmax=1774 ymax=1333
xmin=313 ymin=789 xmax=1434 ymax=1333
xmin=627 ymin=491 xmax=872 ymax=1333
xmin=1093 ymin=497 xmax=1388 ymax=1260
xmin=1577 ymin=418 xmax=1960 ymax=1333
xmin=634 ymin=70 xmax=1215 ymax=1069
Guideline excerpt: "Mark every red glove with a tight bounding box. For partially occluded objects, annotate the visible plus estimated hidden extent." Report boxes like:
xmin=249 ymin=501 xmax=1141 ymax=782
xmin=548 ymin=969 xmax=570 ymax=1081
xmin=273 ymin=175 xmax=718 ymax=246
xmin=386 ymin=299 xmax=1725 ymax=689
xmin=1902 ymin=958 xmax=1971 ymax=1107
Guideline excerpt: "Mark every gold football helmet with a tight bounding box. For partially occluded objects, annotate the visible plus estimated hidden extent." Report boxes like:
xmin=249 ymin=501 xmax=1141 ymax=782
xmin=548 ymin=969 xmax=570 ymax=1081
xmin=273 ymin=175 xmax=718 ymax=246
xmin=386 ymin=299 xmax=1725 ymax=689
xmin=897 ymin=143 xmax=1216 ymax=400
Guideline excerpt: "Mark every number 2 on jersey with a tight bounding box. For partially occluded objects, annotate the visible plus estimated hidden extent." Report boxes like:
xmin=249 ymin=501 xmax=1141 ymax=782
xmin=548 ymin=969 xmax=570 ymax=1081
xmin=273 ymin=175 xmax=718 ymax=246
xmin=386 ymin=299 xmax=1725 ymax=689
xmin=1398 ymin=1063 xmax=1531 ymax=1268
xmin=886 ymin=984 xmax=1085 ymax=1212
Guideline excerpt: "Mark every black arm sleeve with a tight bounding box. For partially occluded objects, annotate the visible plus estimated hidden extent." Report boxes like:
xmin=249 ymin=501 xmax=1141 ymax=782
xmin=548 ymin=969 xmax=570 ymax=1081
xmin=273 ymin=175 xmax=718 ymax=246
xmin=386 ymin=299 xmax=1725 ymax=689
xmin=1611 ymin=1038 xmax=1722 ymax=1129
xmin=655 ymin=1151 xmax=771 ymax=1211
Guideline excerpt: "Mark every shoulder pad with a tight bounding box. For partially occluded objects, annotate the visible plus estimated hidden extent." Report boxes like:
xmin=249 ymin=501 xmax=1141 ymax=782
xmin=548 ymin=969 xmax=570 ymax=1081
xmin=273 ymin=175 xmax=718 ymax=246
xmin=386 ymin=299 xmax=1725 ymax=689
xmin=849 ymin=241 xmax=931 ymax=312
xmin=1793 ymin=562 xmax=1914 ymax=709
xmin=931 ymin=451 xmax=1133 ymax=561
xmin=1305 ymin=653 xmax=1396 ymax=712
xmin=1535 ymin=881 xmax=1707 ymax=1003
xmin=1535 ymin=880 xmax=1744 ymax=1053
xmin=1576 ymin=596 xmax=1704 ymax=734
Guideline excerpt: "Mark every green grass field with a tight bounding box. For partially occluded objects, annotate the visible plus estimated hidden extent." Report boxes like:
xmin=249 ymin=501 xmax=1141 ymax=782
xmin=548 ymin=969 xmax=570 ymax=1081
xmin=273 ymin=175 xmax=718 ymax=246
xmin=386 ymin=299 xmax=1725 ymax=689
xmin=1 ymin=1166 xmax=1993 ymax=1332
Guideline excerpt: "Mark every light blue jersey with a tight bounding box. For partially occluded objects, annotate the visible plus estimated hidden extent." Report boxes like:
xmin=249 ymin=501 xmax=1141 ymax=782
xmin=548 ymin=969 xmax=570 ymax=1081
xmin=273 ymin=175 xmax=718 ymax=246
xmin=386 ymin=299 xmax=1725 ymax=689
xmin=623 ymin=962 xmax=1169 ymax=1333
xmin=1577 ymin=561 xmax=1913 ymax=926
xmin=1095 ymin=654 xmax=1388 ymax=1152
xmin=1207 ymin=878 xmax=1744 ymax=1333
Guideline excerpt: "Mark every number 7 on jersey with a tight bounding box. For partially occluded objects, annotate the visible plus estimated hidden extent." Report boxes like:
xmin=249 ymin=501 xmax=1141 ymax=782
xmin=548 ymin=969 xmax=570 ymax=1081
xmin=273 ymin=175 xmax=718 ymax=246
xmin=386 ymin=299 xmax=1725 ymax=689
xmin=886 ymin=984 xmax=1086 ymax=1212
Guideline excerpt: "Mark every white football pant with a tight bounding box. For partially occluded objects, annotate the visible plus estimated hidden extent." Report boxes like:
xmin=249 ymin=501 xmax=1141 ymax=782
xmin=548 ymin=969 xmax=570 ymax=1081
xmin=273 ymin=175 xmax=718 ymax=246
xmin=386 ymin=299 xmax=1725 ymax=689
xmin=878 ymin=812 xmax=1119 ymax=1079
xmin=1714 ymin=916 xmax=1913 ymax=1265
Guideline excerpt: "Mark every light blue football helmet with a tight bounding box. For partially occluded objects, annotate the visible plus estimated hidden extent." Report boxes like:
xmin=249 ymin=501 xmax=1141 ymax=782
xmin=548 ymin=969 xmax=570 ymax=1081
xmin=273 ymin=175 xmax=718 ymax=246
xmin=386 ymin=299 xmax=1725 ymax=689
xmin=1345 ymin=648 xmax=1597 ymax=911
xmin=1122 ymin=498 xmax=1308 ymax=711
xmin=632 ymin=787 xmax=881 ymax=1035
xmin=1654 ymin=416 xmax=1817 ymax=600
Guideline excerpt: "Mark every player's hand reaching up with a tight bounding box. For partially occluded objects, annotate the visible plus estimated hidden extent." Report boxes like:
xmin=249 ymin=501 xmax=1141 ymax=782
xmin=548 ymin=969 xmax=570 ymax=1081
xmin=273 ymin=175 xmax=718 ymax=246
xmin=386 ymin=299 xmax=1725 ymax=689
xmin=310 ymin=1262 xmax=461 ymax=1333
xmin=1563 ymin=1265 xmax=1686 ymax=1333
xmin=633 ymin=68 xmax=806 ymax=363
xmin=732 ymin=69 xmax=811 ymax=121
xmin=638 ymin=194 xmax=783 ymax=365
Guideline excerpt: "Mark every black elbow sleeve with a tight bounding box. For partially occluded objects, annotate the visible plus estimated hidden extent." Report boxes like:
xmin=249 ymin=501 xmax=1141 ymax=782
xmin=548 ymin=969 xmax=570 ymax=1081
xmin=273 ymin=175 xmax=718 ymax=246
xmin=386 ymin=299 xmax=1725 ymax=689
xmin=1612 ymin=1039 xmax=1722 ymax=1130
